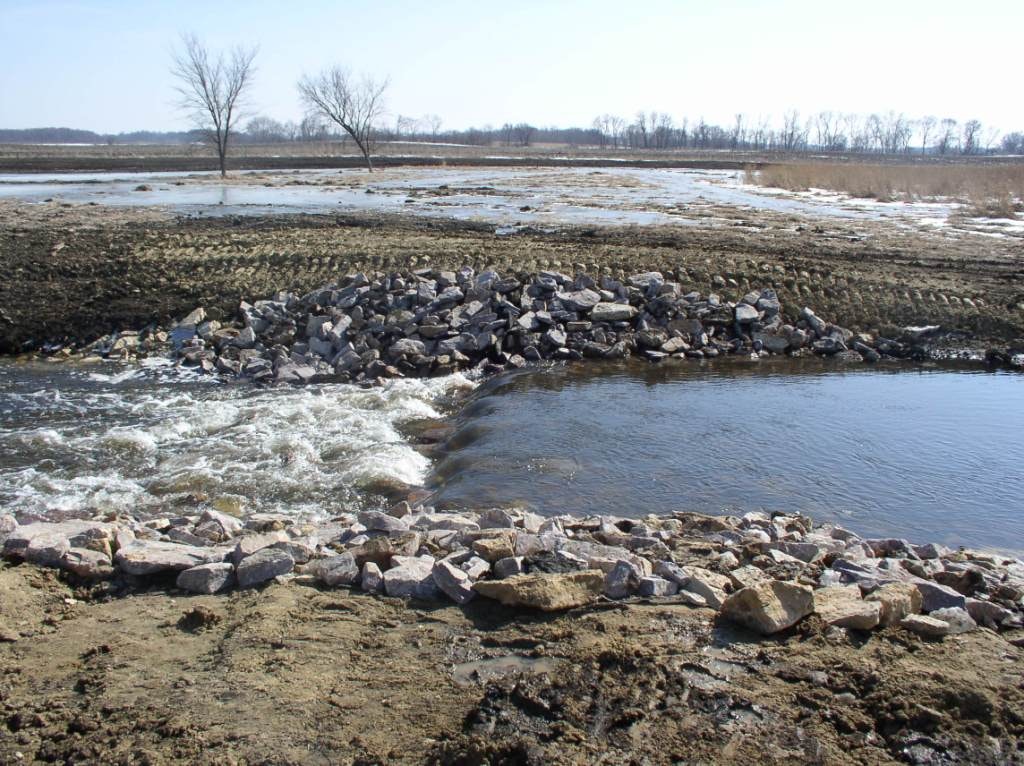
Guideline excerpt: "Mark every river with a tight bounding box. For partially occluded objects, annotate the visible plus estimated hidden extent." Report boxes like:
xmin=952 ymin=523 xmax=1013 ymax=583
xmin=2 ymin=357 xmax=1021 ymax=552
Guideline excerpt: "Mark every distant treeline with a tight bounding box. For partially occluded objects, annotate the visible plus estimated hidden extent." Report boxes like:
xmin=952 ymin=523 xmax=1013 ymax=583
xmin=4 ymin=113 xmax=1023 ymax=156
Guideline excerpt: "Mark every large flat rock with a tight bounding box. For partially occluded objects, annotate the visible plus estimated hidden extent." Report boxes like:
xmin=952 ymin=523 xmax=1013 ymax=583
xmin=115 ymin=541 xmax=226 ymax=576
xmin=473 ymin=571 xmax=604 ymax=611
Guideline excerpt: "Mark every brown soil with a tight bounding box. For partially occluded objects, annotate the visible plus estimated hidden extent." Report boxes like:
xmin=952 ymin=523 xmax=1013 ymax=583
xmin=1 ymin=563 xmax=1022 ymax=765
xmin=1 ymin=201 xmax=1022 ymax=355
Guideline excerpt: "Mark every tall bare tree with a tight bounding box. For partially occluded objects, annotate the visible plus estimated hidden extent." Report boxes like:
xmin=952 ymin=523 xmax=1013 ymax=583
xmin=170 ymin=34 xmax=257 ymax=178
xmin=298 ymin=67 xmax=388 ymax=172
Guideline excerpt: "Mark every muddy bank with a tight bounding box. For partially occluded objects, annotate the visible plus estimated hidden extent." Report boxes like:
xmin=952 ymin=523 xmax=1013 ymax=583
xmin=1 ymin=557 xmax=1022 ymax=764
xmin=2 ymin=208 xmax=1022 ymax=355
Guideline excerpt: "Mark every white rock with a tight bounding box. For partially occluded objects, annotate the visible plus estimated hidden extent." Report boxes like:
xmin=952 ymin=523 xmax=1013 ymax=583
xmin=494 ymin=556 xmax=524 ymax=578
xmin=928 ymin=607 xmax=977 ymax=634
xmin=865 ymin=582 xmax=922 ymax=626
xmin=814 ymin=585 xmax=881 ymax=630
xmin=310 ymin=553 xmax=360 ymax=587
xmin=604 ymin=560 xmax=642 ymax=599
xmin=231 ymin=531 xmax=289 ymax=565
xmin=60 ymin=547 xmax=114 ymax=579
xmin=384 ymin=555 xmax=441 ymax=600
xmin=432 ymin=560 xmax=475 ymax=604
xmin=639 ymin=576 xmax=678 ymax=597
xmin=358 ymin=511 xmax=409 ymax=533
xmin=900 ymin=614 xmax=950 ymax=638
xmin=680 ymin=566 xmax=730 ymax=609
xmin=360 ymin=562 xmax=384 ymax=593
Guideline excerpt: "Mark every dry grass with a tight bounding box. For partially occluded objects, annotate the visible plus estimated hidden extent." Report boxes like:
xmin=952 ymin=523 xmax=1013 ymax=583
xmin=746 ymin=162 xmax=1024 ymax=218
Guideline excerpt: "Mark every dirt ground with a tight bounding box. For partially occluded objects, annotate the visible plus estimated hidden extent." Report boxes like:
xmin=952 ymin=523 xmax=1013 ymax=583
xmin=1 ymin=200 xmax=1022 ymax=354
xmin=1 ymin=562 xmax=1022 ymax=765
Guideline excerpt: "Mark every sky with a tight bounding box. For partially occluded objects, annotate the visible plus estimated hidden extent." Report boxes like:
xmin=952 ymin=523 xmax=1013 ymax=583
xmin=1 ymin=0 xmax=1022 ymax=134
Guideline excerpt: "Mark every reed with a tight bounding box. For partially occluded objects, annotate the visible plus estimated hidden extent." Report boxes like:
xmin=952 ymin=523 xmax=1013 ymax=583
xmin=746 ymin=162 xmax=1024 ymax=218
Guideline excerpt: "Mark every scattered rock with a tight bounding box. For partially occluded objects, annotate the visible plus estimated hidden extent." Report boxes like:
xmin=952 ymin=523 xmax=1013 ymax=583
xmin=384 ymin=555 xmax=442 ymax=600
xmin=115 ymin=541 xmax=224 ymax=575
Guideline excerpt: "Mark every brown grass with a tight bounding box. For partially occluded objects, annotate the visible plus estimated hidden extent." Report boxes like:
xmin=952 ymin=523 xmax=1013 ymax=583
xmin=746 ymin=162 xmax=1024 ymax=218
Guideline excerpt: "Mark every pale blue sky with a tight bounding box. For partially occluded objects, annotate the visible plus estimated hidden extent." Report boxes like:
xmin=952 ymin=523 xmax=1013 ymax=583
xmin=1 ymin=0 xmax=1021 ymax=133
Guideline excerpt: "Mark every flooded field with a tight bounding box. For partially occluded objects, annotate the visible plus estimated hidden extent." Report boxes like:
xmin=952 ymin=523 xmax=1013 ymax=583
xmin=0 ymin=165 xmax=989 ymax=231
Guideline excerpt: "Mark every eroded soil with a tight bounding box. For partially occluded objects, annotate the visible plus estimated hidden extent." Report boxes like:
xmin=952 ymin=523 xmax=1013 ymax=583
xmin=1 ymin=564 xmax=1022 ymax=765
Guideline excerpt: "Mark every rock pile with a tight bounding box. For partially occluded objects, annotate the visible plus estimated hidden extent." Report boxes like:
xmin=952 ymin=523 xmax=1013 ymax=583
xmin=3 ymin=505 xmax=1021 ymax=640
xmin=72 ymin=268 xmax=934 ymax=382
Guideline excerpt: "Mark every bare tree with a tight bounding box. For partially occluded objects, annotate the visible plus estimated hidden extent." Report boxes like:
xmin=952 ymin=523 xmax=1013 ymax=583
xmin=918 ymin=116 xmax=936 ymax=155
xmin=937 ymin=118 xmax=958 ymax=155
xmin=423 ymin=114 xmax=443 ymax=139
xmin=170 ymin=34 xmax=257 ymax=177
xmin=961 ymin=119 xmax=982 ymax=155
xmin=512 ymin=123 xmax=536 ymax=147
xmin=298 ymin=114 xmax=329 ymax=142
xmin=245 ymin=116 xmax=288 ymax=143
xmin=298 ymin=67 xmax=388 ymax=172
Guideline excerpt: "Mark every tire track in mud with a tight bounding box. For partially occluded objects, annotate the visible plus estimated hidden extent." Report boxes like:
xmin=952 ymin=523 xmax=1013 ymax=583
xmin=1 ymin=211 xmax=1021 ymax=353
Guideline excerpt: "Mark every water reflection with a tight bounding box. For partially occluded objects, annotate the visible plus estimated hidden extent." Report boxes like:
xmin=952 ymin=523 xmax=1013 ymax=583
xmin=427 ymin=359 xmax=1024 ymax=552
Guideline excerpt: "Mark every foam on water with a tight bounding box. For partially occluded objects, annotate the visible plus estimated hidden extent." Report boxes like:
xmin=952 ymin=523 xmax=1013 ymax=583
xmin=0 ymin=360 xmax=475 ymax=523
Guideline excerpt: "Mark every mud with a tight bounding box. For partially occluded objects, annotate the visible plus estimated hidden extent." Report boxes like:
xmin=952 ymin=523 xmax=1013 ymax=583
xmin=1 ymin=203 xmax=1022 ymax=355
xmin=1 ymin=563 xmax=1022 ymax=764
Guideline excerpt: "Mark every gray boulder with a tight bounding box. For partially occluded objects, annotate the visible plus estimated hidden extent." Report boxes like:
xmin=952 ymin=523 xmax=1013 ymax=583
xmin=310 ymin=553 xmax=360 ymax=587
xmin=604 ymin=560 xmax=642 ymax=599
xmin=915 ymin=580 xmax=967 ymax=612
xmin=116 ymin=540 xmax=225 ymax=575
xmin=177 ymin=562 xmax=235 ymax=594
xmin=591 ymin=303 xmax=637 ymax=322
xmin=60 ymin=548 xmax=114 ymax=580
xmin=639 ymin=576 xmax=678 ymax=597
xmin=384 ymin=555 xmax=441 ymax=600
xmin=432 ymin=560 xmax=475 ymax=604
xmin=236 ymin=548 xmax=294 ymax=588
xmin=360 ymin=562 xmax=384 ymax=593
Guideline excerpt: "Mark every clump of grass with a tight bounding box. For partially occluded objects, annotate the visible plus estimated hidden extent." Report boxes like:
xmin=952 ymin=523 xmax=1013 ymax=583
xmin=748 ymin=162 xmax=1024 ymax=217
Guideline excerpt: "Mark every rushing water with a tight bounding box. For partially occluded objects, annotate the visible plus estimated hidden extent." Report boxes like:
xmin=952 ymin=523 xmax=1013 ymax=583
xmin=0 ymin=359 xmax=473 ymax=524
xmin=2 ymin=357 xmax=1021 ymax=552
xmin=428 ymin=359 xmax=1024 ymax=552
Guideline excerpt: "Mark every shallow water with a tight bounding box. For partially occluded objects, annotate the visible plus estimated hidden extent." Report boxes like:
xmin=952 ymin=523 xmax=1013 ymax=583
xmin=0 ymin=167 xmax=922 ymax=226
xmin=427 ymin=359 xmax=1024 ymax=552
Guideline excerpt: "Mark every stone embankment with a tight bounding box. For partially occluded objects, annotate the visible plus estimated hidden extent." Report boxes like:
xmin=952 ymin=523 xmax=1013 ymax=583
xmin=2 ymin=506 xmax=1021 ymax=641
xmin=55 ymin=267 xmax=1021 ymax=382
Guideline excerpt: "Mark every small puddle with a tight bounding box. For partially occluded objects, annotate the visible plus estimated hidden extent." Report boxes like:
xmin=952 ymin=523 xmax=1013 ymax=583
xmin=451 ymin=655 xmax=560 ymax=687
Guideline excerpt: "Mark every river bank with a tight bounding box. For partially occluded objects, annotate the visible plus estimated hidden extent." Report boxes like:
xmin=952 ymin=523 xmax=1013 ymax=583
xmin=2 ymin=500 xmax=1023 ymax=765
